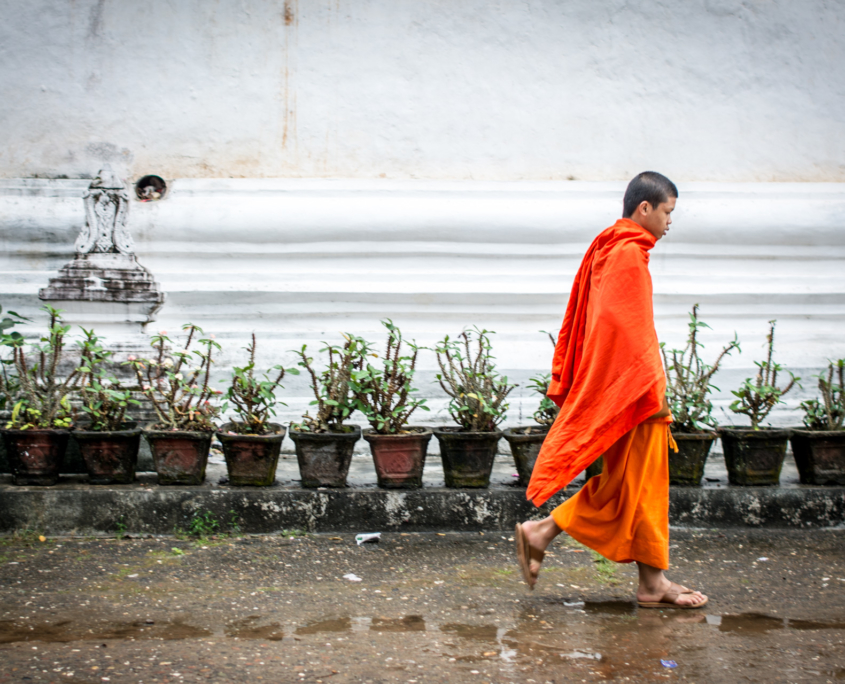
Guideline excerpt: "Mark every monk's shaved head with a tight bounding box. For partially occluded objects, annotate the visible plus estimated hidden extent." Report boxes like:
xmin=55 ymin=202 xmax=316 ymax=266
xmin=622 ymin=171 xmax=678 ymax=218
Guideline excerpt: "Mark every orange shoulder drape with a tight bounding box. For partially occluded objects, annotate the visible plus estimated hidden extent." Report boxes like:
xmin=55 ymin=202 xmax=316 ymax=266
xmin=526 ymin=218 xmax=666 ymax=507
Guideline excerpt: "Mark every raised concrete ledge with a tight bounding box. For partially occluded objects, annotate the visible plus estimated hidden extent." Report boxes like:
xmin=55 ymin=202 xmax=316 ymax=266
xmin=2 ymin=476 xmax=843 ymax=535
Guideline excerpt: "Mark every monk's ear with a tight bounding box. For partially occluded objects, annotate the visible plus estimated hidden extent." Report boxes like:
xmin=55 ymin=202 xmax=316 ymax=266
xmin=637 ymin=200 xmax=651 ymax=216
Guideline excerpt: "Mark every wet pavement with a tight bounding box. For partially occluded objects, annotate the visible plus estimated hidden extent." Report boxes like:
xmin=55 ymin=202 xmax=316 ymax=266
xmin=1 ymin=528 xmax=844 ymax=682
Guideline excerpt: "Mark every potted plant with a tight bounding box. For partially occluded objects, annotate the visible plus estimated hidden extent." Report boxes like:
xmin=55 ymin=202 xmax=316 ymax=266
xmin=216 ymin=334 xmax=298 ymax=486
xmin=662 ymin=305 xmax=740 ymax=485
xmin=722 ymin=320 xmax=798 ymax=486
xmin=128 ymin=324 xmax=222 ymax=485
xmin=790 ymin=359 xmax=845 ymax=485
xmin=502 ymin=332 xmax=558 ymax=486
xmin=289 ymin=334 xmax=367 ymax=487
xmin=2 ymin=306 xmax=79 ymax=485
xmin=433 ymin=327 xmax=516 ymax=488
xmin=0 ymin=306 xmax=28 ymax=472
xmin=73 ymin=329 xmax=142 ymax=484
xmin=0 ymin=305 xmax=28 ymax=410
xmin=352 ymin=319 xmax=431 ymax=489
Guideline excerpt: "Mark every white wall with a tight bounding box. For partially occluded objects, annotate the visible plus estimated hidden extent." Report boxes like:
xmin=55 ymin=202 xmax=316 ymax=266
xmin=2 ymin=1 xmax=844 ymax=428
xmin=1 ymin=0 xmax=844 ymax=181
xmin=2 ymin=178 xmax=843 ymax=427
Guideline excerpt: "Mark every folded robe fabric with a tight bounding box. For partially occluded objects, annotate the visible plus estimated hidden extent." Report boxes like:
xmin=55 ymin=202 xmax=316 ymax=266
xmin=526 ymin=218 xmax=666 ymax=507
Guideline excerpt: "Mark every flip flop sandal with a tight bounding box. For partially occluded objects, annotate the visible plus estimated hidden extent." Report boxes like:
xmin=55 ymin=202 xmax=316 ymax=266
xmin=638 ymin=586 xmax=708 ymax=610
xmin=515 ymin=523 xmax=545 ymax=591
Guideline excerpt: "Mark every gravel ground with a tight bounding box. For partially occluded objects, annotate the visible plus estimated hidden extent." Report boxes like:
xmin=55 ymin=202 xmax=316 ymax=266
xmin=1 ymin=528 xmax=843 ymax=683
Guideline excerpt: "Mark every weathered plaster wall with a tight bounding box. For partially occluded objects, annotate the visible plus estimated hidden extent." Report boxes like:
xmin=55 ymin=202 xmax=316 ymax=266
xmin=1 ymin=0 xmax=844 ymax=181
xmin=2 ymin=179 xmax=843 ymax=427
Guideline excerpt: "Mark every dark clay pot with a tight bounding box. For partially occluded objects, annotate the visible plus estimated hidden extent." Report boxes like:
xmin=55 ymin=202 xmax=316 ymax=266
xmin=433 ymin=427 xmax=502 ymax=488
xmin=2 ymin=428 xmax=70 ymax=486
xmin=585 ymin=456 xmax=604 ymax=481
xmin=364 ymin=427 xmax=432 ymax=489
xmin=216 ymin=422 xmax=286 ymax=486
xmin=289 ymin=425 xmax=361 ymax=488
xmin=502 ymin=426 xmax=548 ymax=487
xmin=789 ymin=429 xmax=845 ymax=485
xmin=669 ymin=430 xmax=718 ymax=486
xmin=144 ymin=425 xmax=213 ymax=486
xmin=720 ymin=427 xmax=790 ymax=486
xmin=74 ymin=423 xmax=141 ymax=485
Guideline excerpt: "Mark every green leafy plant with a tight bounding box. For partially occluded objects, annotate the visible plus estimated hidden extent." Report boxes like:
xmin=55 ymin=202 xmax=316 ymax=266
xmin=434 ymin=327 xmax=516 ymax=432
xmin=76 ymin=329 xmax=141 ymax=431
xmin=351 ymin=319 xmax=429 ymax=434
xmin=799 ymin=359 xmax=844 ymax=431
xmin=528 ymin=373 xmax=558 ymax=427
xmin=292 ymin=334 xmax=369 ymax=433
xmin=729 ymin=320 xmax=798 ymax=429
xmin=127 ymin=324 xmax=222 ymax=431
xmin=528 ymin=331 xmax=559 ymax=428
xmin=0 ymin=305 xmax=29 ymax=411
xmin=5 ymin=306 xmax=80 ymax=429
xmin=662 ymin=304 xmax=740 ymax=432
xmin=227 ymin=509 xmax=242 ymax=536
xmin=222 ymin=333 xmax=298 ymax=435
xmin=188 ymin=511 xmax=220 ymax=538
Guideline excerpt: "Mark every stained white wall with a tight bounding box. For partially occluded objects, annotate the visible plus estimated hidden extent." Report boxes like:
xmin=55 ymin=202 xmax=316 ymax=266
xmin=1 ymin=0 xmax=844 ymax=181
xmin=2 ymin=1 xmax=844 ymax=429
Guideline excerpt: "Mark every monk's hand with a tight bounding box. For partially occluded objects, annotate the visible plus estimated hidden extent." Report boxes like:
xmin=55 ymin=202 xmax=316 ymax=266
xmin=650 ymin=396 xmax=672 ymax=419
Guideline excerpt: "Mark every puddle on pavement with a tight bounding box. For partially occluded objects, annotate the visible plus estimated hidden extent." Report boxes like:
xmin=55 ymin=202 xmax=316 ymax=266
xmin=708 ymin=613 xmax=845 ymax=634
xmin=716 ymin=613 xmax=785 ymax=634
xmin=5 ymin=609 xmax=843 ymax=648
xmin=370 ymin=615 xmax=425 ymax=632
xmin=440 ymin=623 xmax=498 ymax=640
xmin=294 ymin=617 xmax=351 ymax=635
xmin=0 ymin=619 xmax=211 ymax=644
xmin=225 ymin=615 xmax=285 ymax=641
xmin=584 ymin=600 xmax=636 ymax=616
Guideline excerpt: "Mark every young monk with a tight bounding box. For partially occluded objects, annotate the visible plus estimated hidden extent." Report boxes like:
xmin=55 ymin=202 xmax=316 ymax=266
xmin=515 ymin=171 xmax=707 ymax=609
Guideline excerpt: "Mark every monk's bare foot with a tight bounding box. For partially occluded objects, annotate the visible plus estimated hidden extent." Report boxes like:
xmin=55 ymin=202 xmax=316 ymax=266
xmin=637 ymin=578 xmax=708 ymax=608
xmin=519 ymin=517 xmax=562 ymax=585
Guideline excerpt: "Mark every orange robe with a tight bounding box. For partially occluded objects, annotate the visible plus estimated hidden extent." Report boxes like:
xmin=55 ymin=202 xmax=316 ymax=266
xmin=526 ymin=218 xmax=671 ymax=568
xmin=551 ymin=416 xmax=674 ymax=569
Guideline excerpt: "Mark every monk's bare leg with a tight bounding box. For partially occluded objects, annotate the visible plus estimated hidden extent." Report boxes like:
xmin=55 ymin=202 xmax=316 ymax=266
xmin=636 ymin=562 xmax=708 ymax=607
xmin=520 ymin=516 xmax=563 ymax=581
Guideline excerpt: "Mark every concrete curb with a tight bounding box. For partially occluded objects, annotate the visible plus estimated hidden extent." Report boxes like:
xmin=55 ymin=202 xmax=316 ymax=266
xmin=1 ymin=482 xmax=843 ymax=535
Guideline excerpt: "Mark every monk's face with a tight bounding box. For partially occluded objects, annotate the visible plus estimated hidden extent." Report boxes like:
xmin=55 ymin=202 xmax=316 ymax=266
xmin=636 ymin=196 xmax=676 ymax=240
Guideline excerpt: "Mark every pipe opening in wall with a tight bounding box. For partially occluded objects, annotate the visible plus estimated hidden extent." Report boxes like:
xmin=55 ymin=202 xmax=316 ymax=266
xmin=135 ymin=175 xmax=167 ymax=201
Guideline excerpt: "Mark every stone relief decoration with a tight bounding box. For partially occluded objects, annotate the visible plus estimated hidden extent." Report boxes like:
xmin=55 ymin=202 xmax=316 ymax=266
xmin=39 ymin=166 xmax=166 ymax=334
xmin=74 ymin=167 xmax=134 ymax=255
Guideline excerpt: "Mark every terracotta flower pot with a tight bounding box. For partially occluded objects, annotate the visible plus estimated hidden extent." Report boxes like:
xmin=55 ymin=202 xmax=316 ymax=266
xmin=502 ymin=426 xmax=548 ymax=487
xmin=2 ymin=428 xmax=70 ymax=486
xmin=216 ymin=422 xmax=286 ymax=486
xmin=720 ymin=427 xmax=790 ymax=486
xmin=74 ymin=423 xmax=141 ymax=485
xmin=433 ymin=427 xmax=502 ymax=488
xmin=789 ymin=429 xmax=845 ymax=485
xmin=669 ymin=430 xmax=718 ymax=486
xmin=363 ymin=427 xmax=432 ymax=489
xmin=289 ymin=425 xmax=361 ymax=488
xmin=143 ymin=425 xmax=214 ymax=486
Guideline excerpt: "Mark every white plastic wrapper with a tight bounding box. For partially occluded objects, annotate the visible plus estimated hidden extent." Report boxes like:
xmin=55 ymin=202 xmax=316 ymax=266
xmin=355 ymin=533 xmax=381 ymax=546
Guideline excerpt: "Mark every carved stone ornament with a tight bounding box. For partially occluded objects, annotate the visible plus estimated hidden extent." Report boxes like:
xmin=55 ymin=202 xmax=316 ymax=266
xmin=75 ymin=166 xmax=135 ymax=255
xmin=39 ymin=167 xmax=165 ymax=330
